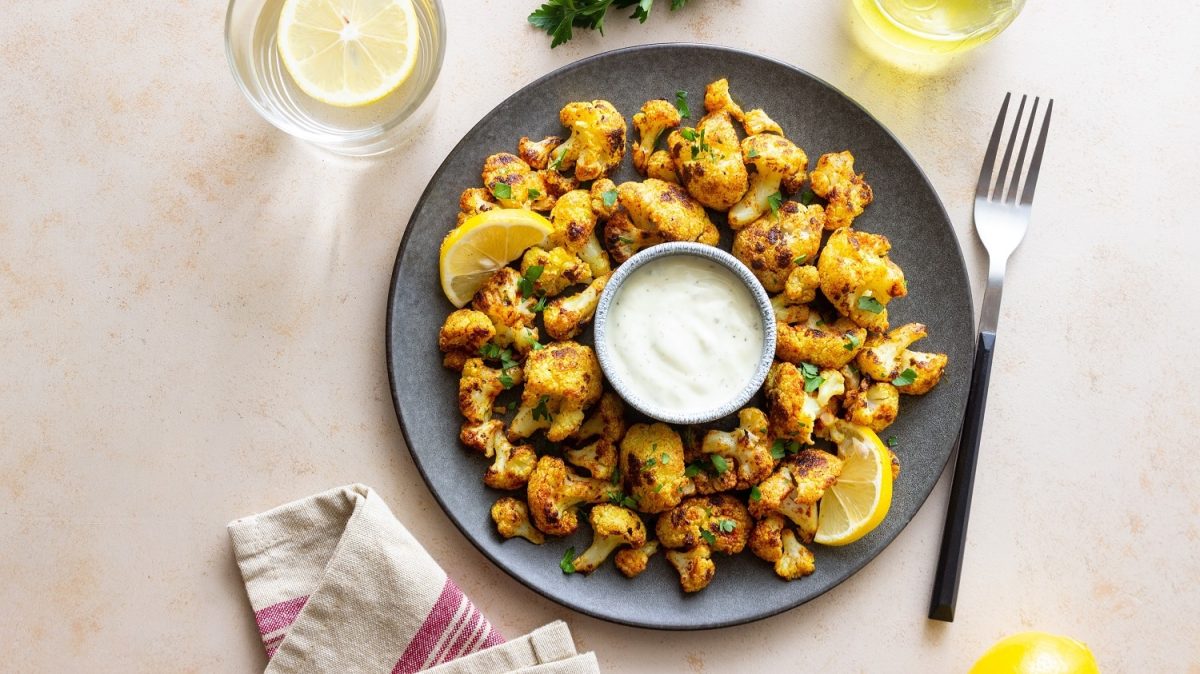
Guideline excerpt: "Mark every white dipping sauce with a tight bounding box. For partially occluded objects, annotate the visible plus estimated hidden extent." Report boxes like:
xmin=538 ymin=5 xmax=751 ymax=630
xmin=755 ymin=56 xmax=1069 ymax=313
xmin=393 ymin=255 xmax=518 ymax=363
xmin=606 ymin=255 xmax=764 ymax=414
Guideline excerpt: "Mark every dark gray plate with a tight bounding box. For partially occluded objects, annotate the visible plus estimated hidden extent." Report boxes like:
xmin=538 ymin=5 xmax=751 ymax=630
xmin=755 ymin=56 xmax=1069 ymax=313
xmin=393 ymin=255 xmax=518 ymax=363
xmin=386 ymin=44 xmax=973 ymax=630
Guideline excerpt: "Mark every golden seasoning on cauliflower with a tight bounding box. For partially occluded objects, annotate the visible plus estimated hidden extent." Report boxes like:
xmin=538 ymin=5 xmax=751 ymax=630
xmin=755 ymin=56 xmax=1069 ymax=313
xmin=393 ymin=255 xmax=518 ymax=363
xmin=749 ymin=451 xmax=843 ymax=524
xmin=810 ymin=151 xmax=874 ymax=230
xmin=603 ymin=210 xmax=661 ymax=264
xmin=573 ymin=390 xmax=626 ymax=443
xmin=667 ymin=110 xmax=749 ymax=211
xmin=471 ymin=267 xmax=540 ymax=354
xmin=655 ymin=495 xmax=752 ymax=554
xmin=843 ymin=380 xmax=900 ymax=431
xmin=564 ymin=437 xmax=618 ymax=481
xmin=784 ymin=265 xmax=821 ymax=304
xmin=571 ymin=504 xmax=647 ymax=574
xmin=548 ymin=190 xmax=610 ymax=279
xmin=764 ymin=361 xmax=846 ymax=444
xmin=456 ymin=187 xmax=499 ymax=225
xmin=727 ymin=135 xmax=809 ymax=229
xmin=742 ymin=108 xmax=783 ymax=136
xmin=749 ymin=515 xmax=786 ymax=562
xmin=589 ymin=178 xmax=619 ymax=220
xmin=700 ymin=407 xmax=775 ymax=489
xmin=775 ymin=307 xmax=868 ymax=370
xmin=619 ymin=422 xmax=687 ymax=514
xmin=517 ymin=135 xmax=562 ymax=170
xmin=666 ymin=544 xmax=715 ymax=593
xmin=732 ymin=201 xmax=825 ymax=293
xmin=703 ymin=78 xmax=745 ymax=121
xmin=817 ymin=227 xmax=907 ymax=332
xmin=438 ymin=309 xmax=495 ymax=371
xmin=480 ymin=153 xmax=558 ymax=211
xmin=544 ymin=275 xmax=608 ymax=341
xmin=460 ymin=420 xmax=536 ymax=490
xmin=632 ymin=99 xmax=683 ymax=175
xmin=645 ymin=150 xmax=679 ymax=183
xmin=458 ymin=358 xmax=521 ymax=424
xmin=554 ymin=99 xmax=627 ymax=181
xmin=520 ymin=246 xmax=593 ymax=297
xmin=614 ymin=539 xmax=659 ymax=578
xmin=855 ymin=323 xmax=948 ymax=395
xmin=619 ymin=178 xmax=718 ymax=244
xmin=491 ymin=497 xmax=545 ymax=544
xmin=775 ymin=530 xmax=816 ymax=580
xmin=509 ymin=341 xmax=602 ymax=442
xmin=526 ymin=455 xmax=610 ymax=536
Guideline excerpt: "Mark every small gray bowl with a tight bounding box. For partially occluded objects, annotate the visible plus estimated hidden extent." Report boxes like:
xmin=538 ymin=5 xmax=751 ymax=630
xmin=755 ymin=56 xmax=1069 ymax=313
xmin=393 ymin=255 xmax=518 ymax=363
xmin=593 ymin=242 xmax=777 ymax=425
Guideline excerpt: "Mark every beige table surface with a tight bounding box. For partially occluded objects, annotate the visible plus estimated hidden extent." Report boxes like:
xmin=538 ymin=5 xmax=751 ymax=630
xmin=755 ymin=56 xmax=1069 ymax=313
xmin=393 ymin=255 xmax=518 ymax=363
xmin=2 ymin=0 xmax=1198 ymax=671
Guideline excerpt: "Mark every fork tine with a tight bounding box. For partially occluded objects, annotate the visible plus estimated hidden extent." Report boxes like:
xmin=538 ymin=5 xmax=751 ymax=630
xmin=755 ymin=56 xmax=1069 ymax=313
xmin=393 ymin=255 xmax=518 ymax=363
xmin=1019 ymin=99 xmax=1054 ymax=206
xmin=975 ymin=93 xmax=1011 ymax=199
xmin=1004 ymin=97 xmax=1040 ymax=204
xmin=991 ymin=95 xmax=1026 ymax=201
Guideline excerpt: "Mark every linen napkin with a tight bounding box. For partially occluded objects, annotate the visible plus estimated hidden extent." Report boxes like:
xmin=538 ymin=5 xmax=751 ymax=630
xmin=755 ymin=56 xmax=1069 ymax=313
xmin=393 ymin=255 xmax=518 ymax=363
xmin=228 ymin=484 xmax=598 ymax=673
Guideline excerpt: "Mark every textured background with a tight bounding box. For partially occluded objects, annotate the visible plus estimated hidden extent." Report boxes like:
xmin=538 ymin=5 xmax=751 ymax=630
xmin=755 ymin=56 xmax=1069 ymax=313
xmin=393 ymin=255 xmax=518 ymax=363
xmin=1 ymin=0 xmax=1198 ymax=671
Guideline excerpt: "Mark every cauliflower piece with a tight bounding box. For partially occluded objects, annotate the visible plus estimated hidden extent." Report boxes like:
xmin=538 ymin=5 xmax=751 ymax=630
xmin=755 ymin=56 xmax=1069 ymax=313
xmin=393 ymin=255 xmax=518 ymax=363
xmin=571 ymin=504 xmax=647 ymax=574
xmin=564 ymin=437 xmax=618 ymax=481
xmin=889 ymin=448 xmax=901 ymax=480
xmin=810 ymin=151 xmax=874 ymax=230
xmin=554 ymin=99 xmax=627 ymax=181
xmin=775 ymin=307 xmax=868 ymax=370
xmin=614 ymin=539 xmax=659 ymax=578
xmin=603 ymin=210 xmax=661 ymax=264
xmin=458 ymin=358 xmax=521 ymax=423
xmin=731 ymin=202 xmax=824 ymax=292
xmin=481 ymin=153 xmax=558 ymax=211
xmin=525 ymin=455 xmax=610 ymax=536
xmin=471 ymin=421 xmax=536 ymax=490
xmin=549 ymin=189 xmax=610 ymax=278
xmin=665 ymin=545 xmax=716 ymax=593
xmin=472 ymin=267 xmax=540 ymax=353
xmin=818 ymin=228 xmax=907 ymax=332
xmin=619 ymin=423 xmax=687 ymax=514
xmin=750 ymin=510 xmax=818 ymax=568
xmin=855 ymin=323 xmax=949 ymax=395
xmin=539 ymin=168 xmax=580 ymax=201
xmin=703 ymin=78 xmax=745 ymax=121
xmin=491 ymin=497 xmax=544 ymax=544
xmin=438 ymin=309 xmax=495 ymax=371
xmin=742 ymin=108 xmax=783 ymax=136
xmin=700 ymin=407 xmax=775 ymax=490
xmin=574 ymin=391 xmax=626 ymax=443
xmin=749 ymin=450 xmax=843 ymax=520
xmin=456 ymin=188 xmax=499 ymax=226
xmin=589 ymin=178 xmax=619 ymax=220
xmin=764 ymin=361 xmax=846 ymax=444
xmin=645 ymin=150 xmax=679 ymax=183
xmin=544 ymin=275 xmax=608 ymax=341
xmin=843 ymin=381 xmax=900 ymax=431
xmin=619 ymin=178 xmax=717 ymax=245
xmin=509 ymin=341 xmax=602 ymax=441
xmin=667 ymin=110 xmax=749 ymax=211
xmin=655 ymin=494 xmax=752 ymax=553
xmin=775 ymin=529 xmax=816 ymax=580
xmin=632 ymin=99 xmax=683 ymax=175
xmin=520 ymin=246 xmax=592 ymax=297
xmin=770 ymin=294 xmax=810 ymax=326
xmin=749 ymin=514 xmax=786 ymax=562
xmin=784 ymin=265 xmax=821 ymax=304
xmin=727 ymin=135 xmax=809 ymax=229
xmin=517 ymin=135 xmax=562 ymax=170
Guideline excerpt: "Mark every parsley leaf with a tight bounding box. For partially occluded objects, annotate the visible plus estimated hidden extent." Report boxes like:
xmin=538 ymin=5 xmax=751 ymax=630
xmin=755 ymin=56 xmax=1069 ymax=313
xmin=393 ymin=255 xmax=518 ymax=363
xmin=767 ymin=191 xmax=784 ymax=217
xmin=800 ymin=361 xmax=824 ymax=393
xmin=699 ymin=529 xmax=717 ymax=545
xmin=654 ymin=483 xmax=665 ymax=493
xmin=499 ymin=373 xmax=515 ymax=389
xmin=491 ymin=183 xmax=512 ymax=200
xmin=611 ymin=464 xmax=621 ymax=485
xmin=621 ymin=495 xmax=638 ymax=509
xmin=887 ymin=435 xmax=898 ymax=448
xmin=892 ymin=368 xmax=918 ymax=387
xmin=750 ymin=485 xmax=762 ymax=501
xmin=617 ymin=235 xmax=634 ymax=244
xmin=533 ymin=295 xmax=549 ymax=313
xmin=718 ymin=518 xmax=736 ymax=533
xmin=528 ymin=188 xmax=541 ymax=199
xmin=531 ymin=341 xmax=545 ymax=350
xmin=549 ymin=146 xmax=566 ymax=170
xmin=679 ymin=128 xmax=697 ymax=142
xmin=857 ymin=295 xmax=885 ymax=314
xmin=793 ymin=254 xmax=807 ymax=265
xmin=844 ymin=333 xmax=861 ymax=351
xmin=710 ymin=455 xmax=729 ymax=474
xmin=770 ymin=440 xmax=786 ymax=460
xmin=532 ymin=395 xmax=552 ymax=421
xmin=684 ymin=463 xmax=702 ymax=478
xmin=559 ymin=547 xmax=576 ymax=574
xmin=747 ymin=147 xmax=759 ymax=158
xmin=799 ymin=188 xmax=818 ymax=205
xmin=519 ymin=265 xmax=544 ymax=297
xmin=660 ymin=452 xmax=670 ymax=464
xmin=645 ymin=456 xmax=657 ymax=468
xmin=675 ymin=90 xmax=690 ymax=119
xmin=602 ymin=189 xmax=618 ymax=208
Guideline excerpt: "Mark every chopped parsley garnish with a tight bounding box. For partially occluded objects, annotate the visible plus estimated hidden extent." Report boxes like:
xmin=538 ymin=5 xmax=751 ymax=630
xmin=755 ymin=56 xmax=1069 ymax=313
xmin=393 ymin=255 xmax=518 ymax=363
xmin=800 ymin=362 xmax=824 ymax=393
xmin=793 ymin=254 xmax=807 ymax=265
xmin=549 ymin=147 xmax=566 ymax=170
xmin=717 ymin=518 xmax=736 ymax=533
xmin=480 ymin=343 xmax=519 ymax=377
xmin=507 ymin=400 xmax=518 ymax=413
xmin=747 ymin=147 xmax=759 ymax=158
xmin=531 ymin=341 xmax=545 ymax=350
xmin=887 ymin=435 xmax=898 ymax=448
xmin=660 ymin=452 xmax=670 ymax=464
xmin=610 ymin=465 xmax=621 ymax=485
xmin=767 ymin=191 xmax=783 ymax=217
xmin=770 ymin=440 xmax=786 ymax=460
xmin=710 ymin=455 xmax=729 ymax=474
xmin=892 ymin=368 xmax=918 ymax=387
xmin=498 ymin=373 xmax=515 ymax=389
xmin=857 ymin=295 xmax=884 ymax=314
xmin=602 ymin=188 xmax=618 ymax=208
xmin=799 ymin=188 xmax=818 ymax=205
xmin=491 ymin=183 xmax=512 ymax=200
xmin=699 ymin=529 xmax=717 ymax=545
xmin=750 ymin=485 xmax=762 ymax=501
xmin=675 ymin=90 xmax=690 ymax=119
xmin=527 ymin=188 xmax=541 ymax=199
xmin=684 ymin=463 xmax=703 ymax=478
xmin=559 ymin=547 xmax=576 ymax=574
xmin=621 ymin=495 xmax=638 ymax=509
xmin=654 ymin=483 xmax=665 ymax=493
xmin=519 ymin=265 xmax=544 ymax=297
xmin=617 ymin=235 xmax=634 ymax=244
xmin=844 ymin=333 xmax=861 ymax=351
xmin=532 ymin=395 xmax=552 ymax=421
xmin=533 ymin=295 xmax=549 ymax=312
xmin=645 ymin=456 xmax=657 ymax=468
xmin=679 ymin=128 xmax=697 ymax=142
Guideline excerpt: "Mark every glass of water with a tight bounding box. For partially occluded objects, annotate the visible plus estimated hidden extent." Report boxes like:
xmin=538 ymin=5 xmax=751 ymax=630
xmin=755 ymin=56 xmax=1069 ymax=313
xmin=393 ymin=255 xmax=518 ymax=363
xmin=225 ymin=0 xmax=445 ymax=156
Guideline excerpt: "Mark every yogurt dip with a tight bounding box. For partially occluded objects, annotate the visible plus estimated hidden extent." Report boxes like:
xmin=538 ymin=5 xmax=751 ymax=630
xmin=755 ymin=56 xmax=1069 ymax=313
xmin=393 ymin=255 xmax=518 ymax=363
xmin=605 ymin=254 xmax=765 ymax=416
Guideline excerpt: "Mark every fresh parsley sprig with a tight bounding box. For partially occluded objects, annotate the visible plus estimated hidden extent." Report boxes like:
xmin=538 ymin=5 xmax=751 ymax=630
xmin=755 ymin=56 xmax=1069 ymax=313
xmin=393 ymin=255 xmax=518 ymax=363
xmin=528 ymin=0 xmax=692 ymax=49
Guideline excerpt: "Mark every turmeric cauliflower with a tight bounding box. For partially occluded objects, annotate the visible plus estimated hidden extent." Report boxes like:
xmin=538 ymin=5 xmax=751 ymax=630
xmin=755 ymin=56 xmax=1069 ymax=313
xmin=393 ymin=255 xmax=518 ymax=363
xmin=731 ymin=202 xmax=825 ymax=293
xmin=554 ymin=99 xmax=627 ymax=181
xmin=571 ymin=504 xmax=647 ymax=574
xmin=519 ymin=246 xmax=592 ymax=297
xmin=471 ymin=267 xmax=540 ymax=354
xmin=458 ymin=357 xmax=520 ymax=424
xmin=843 ymin=380 xmax=901 ymax=431
xmin=517 ymin=135 xmax=562 ymax=170
xmin=438 ymin=309 xmax=495 ymax=371
xmin=614 ymin=539 xmax=659 ymax=578
xmin=543 ymin=275 xmax=608 ymax=341
xmin=463 ymin=419 xmax=537 ymax=490
xmin=700 ymin=407 xmax=775 ymax=489
xmin=855 ymin=323 xmax=948 ymax=395
xmin=774 ymin=305 xmax=868 ymax=370
xmin=509 ymin=341 xmax=602 ymax=442
xmin=818 ymin=228 xmax=907 ymax=332
xmin=456 ymin=187 xmax=499 ymax=226
xmin=526 ymin=456 xmax=610 ymax=537
xmin=666 ymin=544 xmax=715 ymax=593
xmin=809 ymin=151 xmax=874 ymax=230
xmin=667 ymin=110 xmax=748 ymax=211
xmin=604 ymin=179 xmax=718 ymax=263
xmin=764 ymin=361 xmax=846 ymax=444
xmin=655 ymin=494 xmax=751 ymax=554
xmin=480 ymin=153 xmax=560 ymax=211
xmin=727 ymin=135 xmax=809 ymax=229
xmin=491 ymin=496 xmax=544 ymax=544
xmin=645 ymin=150 xmax=679 ymax=183
xmin=632 ymin=99 xmax=682 ymax=175
xmin=619 ymin=422 xmax=687 ymax=514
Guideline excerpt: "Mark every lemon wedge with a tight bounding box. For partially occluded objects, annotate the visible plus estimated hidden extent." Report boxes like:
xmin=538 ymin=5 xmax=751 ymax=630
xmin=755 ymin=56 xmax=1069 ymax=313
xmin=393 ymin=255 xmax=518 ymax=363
xmin=814 ymin=421 xmax=893 ymax=546
xmin=970 ymin=632 xmax=1100 ymax=674
xmin=277 ymin=0 xmax=419 ymax=107
xmin=439 ymin=209 xmax=553 ymax=307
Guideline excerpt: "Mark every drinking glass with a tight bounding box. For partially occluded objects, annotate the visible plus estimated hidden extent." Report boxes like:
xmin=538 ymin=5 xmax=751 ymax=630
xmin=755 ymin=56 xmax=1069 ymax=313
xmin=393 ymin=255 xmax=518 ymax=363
xmin=851 ymin=0 xmax=1024 ymax=68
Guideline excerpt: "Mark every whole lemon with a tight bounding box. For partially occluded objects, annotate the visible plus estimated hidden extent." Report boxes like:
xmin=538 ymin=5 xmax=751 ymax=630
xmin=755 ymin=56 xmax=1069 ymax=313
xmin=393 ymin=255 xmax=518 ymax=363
xmin=969 ymin=632 xmax=1100 ymax=674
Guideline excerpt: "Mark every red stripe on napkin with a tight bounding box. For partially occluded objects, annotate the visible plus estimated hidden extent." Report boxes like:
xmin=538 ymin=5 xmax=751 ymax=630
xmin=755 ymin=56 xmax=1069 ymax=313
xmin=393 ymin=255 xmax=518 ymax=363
xmin=255 ymin=595 xmax=309 ymax=636
xmin=392 ymin=578 xmax=504 ymax=674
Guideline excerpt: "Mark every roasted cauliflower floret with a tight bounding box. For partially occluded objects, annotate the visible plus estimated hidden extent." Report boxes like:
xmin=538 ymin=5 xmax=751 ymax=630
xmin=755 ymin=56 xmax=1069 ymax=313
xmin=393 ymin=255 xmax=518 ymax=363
xmin=509 ymin=341 xmax=602 ymax=441
xmin=843 ymin=381 xmax=900 ymax=431
xmin=547 ymin=189 xmax=610 ymax=279
xmin=619 ymin=178 xmax=717 ymax=244
xmin=525 ymin=456 xmax=610 ymax=536
xmin=554 ymin=100 xmax=627 ymax=181
xmin=632 ymin=99 xmax=683 ymax=175
xmin=614 ymin=539 xmax=659 ymax=578
xmin=438 ymin=309 xmax=495 ymax=370
xmin=481 ymin=153 xmax=558 ymax=211
xmin=520 ymin=246 xmax=592 ymax=297
xmin=603 ymin=210 xmax=661 ymax=264
xmin=775 ymin=306 xmax=868 ymax=370
xmin=742 ymin=108 xmax=783 ymax=136
xmin=764 ymin=361 xmax=846 ymax=444
xmin=732 ymin=202 xmax=825 ymax=292
xmin=749 ymin=514 xmax=787 ymax=562
xmin=589 ymin=178 xmax=619 ymax=220
xmin=456 ymin=188 xmax=499 ymax=225
xmin=457 ymin=358 xmax=520 ymax=423
xmin=700 ymin=407 xmax=775 ymax=489
xmin=784 ymin=265 xmax=821 ymax=304
xmin=517 ymin=135 xmax=562 ymax=170
xmin=855 ymin=323 xmax=948 ymax=395
xmin=810 ymin=151 xmax=874 ymax=230
xmin=620 ymin=423 xmax=687 ymax=513
xmin=544 ymin=275 xmax=608 ymax=341
xmin=667 ymin=110 xmax=748 ymax=211
xmin=571 ymin=504 xmax=647 ymax=574
xmin=666 ymin=544 xmax=715 ymax=593
xmin=645 ymin=150 xmax=679 ymax=183
xmin=752 ymin=512 xmax=818 ymax=575
xmin=749 ymin=450 xmax=843 ymax=522
xmin=818 ymin=228 xmax=907 ymax=332
xmin=775 ymin=529 xmax=816 ymax=580
xmin=703 ymin=78 xmax=745 ymax=121
xmin=473 ymin=421 xmax=537 ymax=490
xmin=655 ymin=495 xmax=751 ymax=554
xmin=472 ymin=267 xmax=540 ymax=353
xmin=727 ymin=135 xmax=809 ymax=229
xmin=574 ymin=390 xmax=626 ymax=443
xmin=491 ymin=497 xmax=544 ymax=544
xmin=564 ymin=437 xmax=618 ymax=481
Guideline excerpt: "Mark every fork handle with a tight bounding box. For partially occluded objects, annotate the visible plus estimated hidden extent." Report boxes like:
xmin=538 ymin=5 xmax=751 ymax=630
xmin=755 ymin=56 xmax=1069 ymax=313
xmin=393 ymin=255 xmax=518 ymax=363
xmin=928 ymin=331 xmax=996 ymax=622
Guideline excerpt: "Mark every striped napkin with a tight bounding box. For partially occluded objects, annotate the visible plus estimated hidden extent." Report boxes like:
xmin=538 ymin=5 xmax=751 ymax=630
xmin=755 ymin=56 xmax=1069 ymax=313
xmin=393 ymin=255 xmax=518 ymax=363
xmin=228 ymin=484 xmax=598 ymax=673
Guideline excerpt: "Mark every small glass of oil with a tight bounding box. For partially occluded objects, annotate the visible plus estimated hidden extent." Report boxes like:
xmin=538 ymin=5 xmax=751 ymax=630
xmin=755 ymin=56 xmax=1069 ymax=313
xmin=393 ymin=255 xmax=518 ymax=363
xmin=850 ymin=0 xmax=1025 ymax=70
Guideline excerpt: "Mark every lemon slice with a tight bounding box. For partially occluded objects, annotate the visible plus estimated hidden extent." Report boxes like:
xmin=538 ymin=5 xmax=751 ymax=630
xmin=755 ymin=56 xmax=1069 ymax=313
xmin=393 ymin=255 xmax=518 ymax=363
xmin=814 ymin=421 xmax=893 ymax=546
xmin=969 ymin=632 xmax=1100 ymax=674
xmin=439 ymin=209 xmax=553 ymax=307
xmin=277 ymin=0 xmax=419 ymax=107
